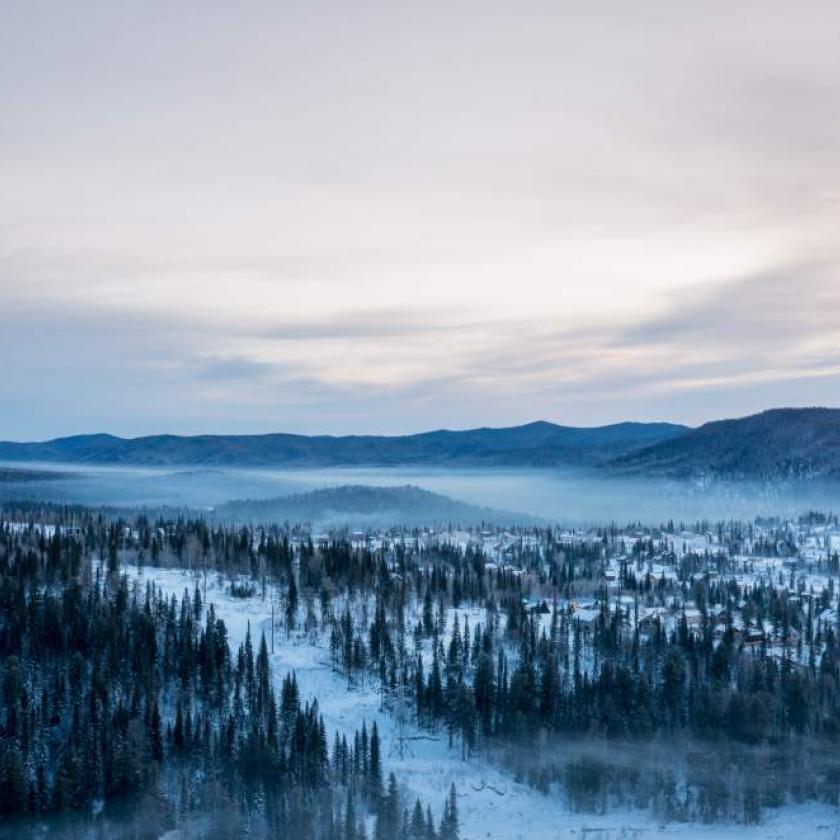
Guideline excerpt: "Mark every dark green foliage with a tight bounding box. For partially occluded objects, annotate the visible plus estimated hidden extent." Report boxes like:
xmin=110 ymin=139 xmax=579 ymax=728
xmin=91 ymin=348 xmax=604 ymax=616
xmin=0 ymin=518 xmax=439 ymax=839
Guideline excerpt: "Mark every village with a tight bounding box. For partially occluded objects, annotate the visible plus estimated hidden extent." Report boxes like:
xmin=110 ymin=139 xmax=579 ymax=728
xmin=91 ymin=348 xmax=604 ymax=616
xmin=327 ymin=514 xmax=840 ymax=673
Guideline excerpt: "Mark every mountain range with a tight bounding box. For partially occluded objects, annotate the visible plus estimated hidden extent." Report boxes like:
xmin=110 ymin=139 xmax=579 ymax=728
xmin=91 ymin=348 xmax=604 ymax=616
xmin=0 ymin=421 xmax=685 ymax=468
xmin=2 ymin=408 xmax=840 ymax=480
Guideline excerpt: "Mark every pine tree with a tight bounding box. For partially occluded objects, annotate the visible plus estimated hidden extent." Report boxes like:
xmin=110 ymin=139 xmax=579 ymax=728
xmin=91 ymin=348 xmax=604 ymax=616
xmin=439 ymin=783 xmax=459 ymax=840
xmin=410 ymin=798 xmax=425 ymax=839
xmin=368 ymin=721 xmax=384 ymax=805
xmin=287 ymin=573 xmax=299 ymax=634
xmin=149 ymin=698 xmax=164 ymax=762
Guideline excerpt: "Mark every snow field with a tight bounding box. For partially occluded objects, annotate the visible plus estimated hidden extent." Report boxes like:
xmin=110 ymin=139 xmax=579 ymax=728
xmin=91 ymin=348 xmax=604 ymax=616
xmin=122 ymin=563 xmax=839 ymax=840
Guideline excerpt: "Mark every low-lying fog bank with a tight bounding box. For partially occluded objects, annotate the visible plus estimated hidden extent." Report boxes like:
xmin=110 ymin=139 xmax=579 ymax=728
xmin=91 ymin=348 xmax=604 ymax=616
xmin=1 ymin=462 xmax=839 ymax=526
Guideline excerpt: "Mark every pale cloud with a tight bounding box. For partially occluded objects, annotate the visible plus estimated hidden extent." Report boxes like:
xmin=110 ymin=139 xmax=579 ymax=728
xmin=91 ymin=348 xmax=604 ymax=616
xmin=1 ymin=1 xmax=839 ymax=437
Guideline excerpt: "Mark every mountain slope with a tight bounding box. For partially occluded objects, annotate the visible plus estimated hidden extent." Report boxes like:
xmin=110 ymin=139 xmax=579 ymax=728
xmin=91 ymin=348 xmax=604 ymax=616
xmin=0 ymin=421 xmax=687 ymax=468
xmin=609 ymin=408 xmax=840 ymax=480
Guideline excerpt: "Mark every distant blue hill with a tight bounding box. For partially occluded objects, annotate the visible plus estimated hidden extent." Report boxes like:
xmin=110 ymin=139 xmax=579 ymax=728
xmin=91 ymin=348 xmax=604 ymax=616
xmin=214 ymin=484 xmax=538 ymax=526
xmin=0 ymin=420 xmax=687 ymax=468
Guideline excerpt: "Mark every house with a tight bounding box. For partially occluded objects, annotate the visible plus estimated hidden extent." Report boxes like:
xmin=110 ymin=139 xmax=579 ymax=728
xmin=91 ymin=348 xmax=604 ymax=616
xmin=744 ymin=626 xmax=764 ymax=645
xmin=683 ymin=608 xmax=703 ymax=628
xmin=708 ymin=604 xmax=728 ymax=622
xmin=573 ymin=598 xmax=597 ymax=610
xmin=573 ymin=608 xmax=600 ymax=629
xmin=638 ymin=607 xmax=669 ymax=635
xmin=526 ymin=598 xmax=550 ymax=615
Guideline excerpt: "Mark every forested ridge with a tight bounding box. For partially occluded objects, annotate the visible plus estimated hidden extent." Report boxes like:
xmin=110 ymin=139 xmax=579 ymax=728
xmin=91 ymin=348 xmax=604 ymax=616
xmin=611 ymin=407 xmax=840 ymax=480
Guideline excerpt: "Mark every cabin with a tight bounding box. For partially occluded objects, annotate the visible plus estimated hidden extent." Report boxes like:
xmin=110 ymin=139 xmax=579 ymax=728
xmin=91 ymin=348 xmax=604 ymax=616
xmin=744 ymin=626 xmax=764 ymax=646
xmin=573 ymin=608 xmax=600 ymax=629
xmin=638 ymin=607 xmax=669 ymax=635
xmin=683 ymin=608 xmax=703 ymax=629
xmin=524 ymin=598 xmax=550 ymax=615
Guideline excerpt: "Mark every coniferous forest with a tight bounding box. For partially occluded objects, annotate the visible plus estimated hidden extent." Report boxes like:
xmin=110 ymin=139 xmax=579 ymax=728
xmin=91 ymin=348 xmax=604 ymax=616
xmin=0 ymin=509 xmax=456 ymax=839
xmin=4 ymin=504 xmax=840 ymax=835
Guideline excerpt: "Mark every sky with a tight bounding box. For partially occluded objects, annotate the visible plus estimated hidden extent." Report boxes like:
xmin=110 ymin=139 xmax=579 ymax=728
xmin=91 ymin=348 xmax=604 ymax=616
xmin=2 ymin=1 xmax=839 ymax=440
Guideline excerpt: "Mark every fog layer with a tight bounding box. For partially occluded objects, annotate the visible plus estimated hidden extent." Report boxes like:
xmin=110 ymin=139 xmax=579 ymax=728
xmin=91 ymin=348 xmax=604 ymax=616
xmin=2 ymin=463 xmax=839 ymax=525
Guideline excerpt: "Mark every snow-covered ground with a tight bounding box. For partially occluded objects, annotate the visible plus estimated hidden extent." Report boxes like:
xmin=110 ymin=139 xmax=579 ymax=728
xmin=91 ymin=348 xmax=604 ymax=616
xmin=122 ymin=563 xmax=839 ymax=840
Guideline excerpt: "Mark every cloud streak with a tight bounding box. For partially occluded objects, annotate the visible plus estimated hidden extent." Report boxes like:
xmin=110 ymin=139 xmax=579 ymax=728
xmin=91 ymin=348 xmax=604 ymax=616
xmin=2 ymin=257 xmax=838 ymax=438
